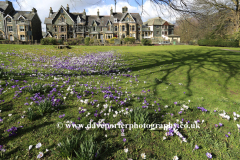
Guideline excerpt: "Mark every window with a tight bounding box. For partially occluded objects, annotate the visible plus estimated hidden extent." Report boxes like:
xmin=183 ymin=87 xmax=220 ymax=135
xmin=165 ymin=31 xmax=168 ymax=35
xmin=61 ymin=17 xmax=65 ymax=22
xmin=107 ymin=26 xmax=110 ymax=31
xmin=20 ymin=18 xmax=24 ymax=23
xmin=122 ymin=34 xmax=125 ymax=38
xmin=6 ymin=17 xmax=11 ymax=22
xmin=130 ymin=34 xmax=132 ymax=37
xmin=145 ymin=32 xmax=147 ymax=36
xmin=162 ymin=25 xmax=164 ymax=29
xmin=162 ymin=31 xmax=164 ymax=35
xmin=54 ymin=35 xmax=57 ymax=38
xmin=60 ymin=9 xmax=63 ymax=13
xmin=20 ymin=26 xmax=24 ymax=32
xmin=132 ymin=25 xmax=135 ymax=31
xmin=165 ymin=25 xmax=168 ymax=29
xmin=8 ymin=26 xmax=13 ymax=31
xmin=156 ymin=25 xmax=159 ymax=28
xmin=115 ymin=26 xmax=117 ymax=31
xmin=138 ymin=26 xmax=141 ymax=31
xmin=20 ymin=35 xmax=25 ymax=41
xmin=101 ymin=27 xmax=103 ymax=31
xmin=93 ymin=26 xmax=96 ymax=31
xmin=61 ymin=26 xmax=65 ymax=32
xmin=114 ymin=18 xmax=117 ymax=22
xmin=157 ymin=31 xmax=159 ymax=34
xmin=86 ymin=27 xmax=88 ymax=31
xmin=122 ymin=25 xmax=125 ymax=31
xmin=54 ymin=27 xmax=57 ymax=32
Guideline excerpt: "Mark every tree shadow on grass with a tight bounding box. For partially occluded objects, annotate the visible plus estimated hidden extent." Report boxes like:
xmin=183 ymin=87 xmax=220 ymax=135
xmin=2 ymin=121 xmax=54 ymax=147
xmin=125 ymin=48 xmax=240 ymax=100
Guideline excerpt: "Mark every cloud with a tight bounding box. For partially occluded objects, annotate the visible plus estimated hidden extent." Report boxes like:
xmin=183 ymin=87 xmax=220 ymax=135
xmin=11 ymin=0 xmax=179 ymax=31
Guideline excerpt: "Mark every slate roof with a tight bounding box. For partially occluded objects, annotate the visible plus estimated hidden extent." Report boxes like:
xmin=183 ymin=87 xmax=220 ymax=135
xmin=10 ymin=11 xmax=35 ymax=20
xmin=0 ymin=1 xmax=36 ymax=21
xmin=143 ymin=17 xmax=173 ymax=26
xmin=0 ymin=1 xmax=8 ymax=12
xmin=44 ymin=6 xmax=143 ymax=26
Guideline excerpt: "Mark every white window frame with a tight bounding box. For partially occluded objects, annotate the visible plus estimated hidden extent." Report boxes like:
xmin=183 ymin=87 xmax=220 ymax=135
xmin=115 ymin=26 xmax=117 ymax=31
xmin=114 ymin=18 xmax=117 ymax=23
xmin=20 ymin=35 xmax=25 ymax=41
xmin=6 ymin=17 xmax=11 ymax=22
xmin=8 ymin=26 xmax=13 ymax=32
xmin=20 ymin=26 xmax=24 ymax=32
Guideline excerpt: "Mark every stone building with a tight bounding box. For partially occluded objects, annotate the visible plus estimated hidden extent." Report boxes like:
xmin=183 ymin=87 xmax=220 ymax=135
xmin=44 ymin=5 xmax=143 ymax=41
xmin=0 ymin=0 xmax=42 ymax=41
xmin=142 ymin=17 xmax=180 ymax=43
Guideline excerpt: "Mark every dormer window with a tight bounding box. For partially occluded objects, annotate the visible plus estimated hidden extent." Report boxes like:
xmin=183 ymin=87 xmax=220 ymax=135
xmin=93 ymin=26 xmax=96 ymax=31
xmin=114 ymin=18 xmax=117 ymax=23
xmin=60 ymin=9 xmax=63 ymax=13
xmin=19 ymin=18 xmax=24 ymax=23
xmin=6 ymin=17 xmax=11 ymax=22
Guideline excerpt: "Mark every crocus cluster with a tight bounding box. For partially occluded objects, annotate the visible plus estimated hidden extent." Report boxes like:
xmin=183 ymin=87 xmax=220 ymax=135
xmin=219 ymin=111 xmax=230 ymax=120
xmin=197 ymin=107 xmax=208 ymax=112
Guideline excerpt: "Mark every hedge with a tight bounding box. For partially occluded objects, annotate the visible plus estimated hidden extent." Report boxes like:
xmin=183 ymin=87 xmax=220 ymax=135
xmin=198 ymin=39 xmax=239 ymax=47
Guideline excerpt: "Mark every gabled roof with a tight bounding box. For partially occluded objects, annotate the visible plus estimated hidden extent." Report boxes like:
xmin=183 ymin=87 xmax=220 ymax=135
xmin=51 ymin=6 xmax=74 ymax=23
xmin=106 ymin=19 xmax=112 ymax=25
xmin=18 ymin=15 xmax=26 ymax=20
xmin=45 ymin=31 xmax=52 ymax=37
xmin=120 ymin=12 xmax=136 ymax=22
xmin=143 ymin=17 xmax=173 ymax=26
xmin=11 ymin=11 xmax=36 ymax=21
xmin=44 ymin=9 xmax=143 ymax=25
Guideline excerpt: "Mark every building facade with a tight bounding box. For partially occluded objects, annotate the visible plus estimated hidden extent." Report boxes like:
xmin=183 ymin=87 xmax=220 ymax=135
xmin=44 ymin=5 xmax=143 ymax=41
xmin=0 ymin=0 xmax=42 ymax=41
xmin=142 ymin=17 xmax=180 ymax=43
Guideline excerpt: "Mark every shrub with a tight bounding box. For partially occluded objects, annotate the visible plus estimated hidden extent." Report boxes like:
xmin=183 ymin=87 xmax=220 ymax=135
xmin=198 ymin=39 xmax=239 ymax=47
xmin=49 ymin=38 xmax=57 ymax=45
xmin=84 ymin=37 xmax=90 ymax=46
xmin=89 ymin=39 xmax=94 ymax=45
xmin=57 ymin=39 xmax=63 ymax=45
xmin=109 ymin=37 xmax=117 ymax=44
xmin=124 ymin=37 xmax=135 ymax=44
xmin=141 ymin=39 xmax=152 ymax=45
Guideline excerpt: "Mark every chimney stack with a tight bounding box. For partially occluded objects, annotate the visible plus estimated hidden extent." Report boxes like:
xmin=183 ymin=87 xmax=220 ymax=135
xmin=66 ymin=4 xmax=69 ymax=13
xmin=110 ymin=6 xmax=113 ymax=16
xmin=97 ymin=9 xmax=99 ymax=17
xmin=122 ymin=6 xmax=128 ymax=14
xmin=32 ymin=8 xmax=37 ymax=14
xmin=83 ymin=9 xmax=86 ymax=19
xmin=49 ymin=7 xmax=53 ymax=17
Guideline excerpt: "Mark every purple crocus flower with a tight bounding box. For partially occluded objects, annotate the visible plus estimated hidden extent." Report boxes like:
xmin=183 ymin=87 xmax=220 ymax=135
xmin=174 ymin=102 xmax=177 ymax=105
xmin=219 ymin=123 xmax=223 ymax=127
xmin=123 ymin=138 xmax=126 ymax=142
xmin=206 ymin=152 xmax=212 ymax=159
xmin=195 ymin=145 xmax=199 ymax=150
xmin=225 ymin=134 xmax=229 ymax=137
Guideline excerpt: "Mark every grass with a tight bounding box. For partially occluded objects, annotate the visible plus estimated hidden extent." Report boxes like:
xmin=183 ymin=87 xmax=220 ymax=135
xmin=0 ymin=44 xmax=240 ymax=159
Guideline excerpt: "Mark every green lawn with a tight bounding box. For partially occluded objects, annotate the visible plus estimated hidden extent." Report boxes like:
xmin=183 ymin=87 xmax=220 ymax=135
xmin=0 ymin=44 xmax=240 ymax=159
